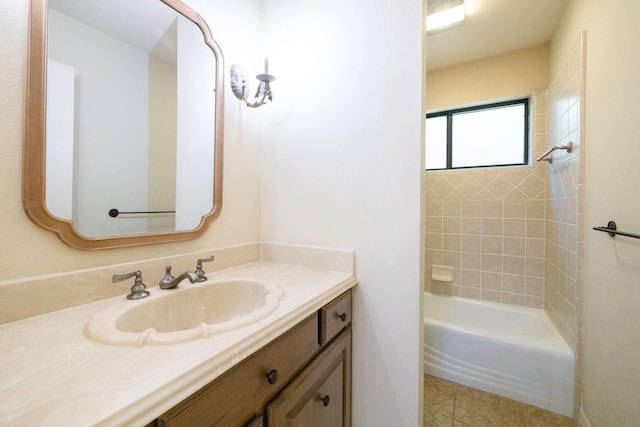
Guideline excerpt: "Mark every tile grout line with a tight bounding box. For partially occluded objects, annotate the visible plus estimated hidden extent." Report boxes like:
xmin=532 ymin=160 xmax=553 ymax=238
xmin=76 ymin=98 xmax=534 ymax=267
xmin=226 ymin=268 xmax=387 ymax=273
xmin=451 ymin=382 xmax=459 ymax=426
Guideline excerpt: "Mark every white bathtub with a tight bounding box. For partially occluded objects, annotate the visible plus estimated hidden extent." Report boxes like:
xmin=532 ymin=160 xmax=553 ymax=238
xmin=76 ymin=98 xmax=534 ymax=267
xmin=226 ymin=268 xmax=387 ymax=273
xmin=423 ymin=292 xmax=574 ymax=416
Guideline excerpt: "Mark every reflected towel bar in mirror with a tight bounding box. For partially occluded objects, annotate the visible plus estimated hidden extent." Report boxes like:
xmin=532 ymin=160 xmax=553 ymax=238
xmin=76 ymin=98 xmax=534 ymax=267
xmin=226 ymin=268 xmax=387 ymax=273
xmin=592 ymin=220 xmax=640 ymax=239
xmin=109 ymin=209 xmax=176 ymax=218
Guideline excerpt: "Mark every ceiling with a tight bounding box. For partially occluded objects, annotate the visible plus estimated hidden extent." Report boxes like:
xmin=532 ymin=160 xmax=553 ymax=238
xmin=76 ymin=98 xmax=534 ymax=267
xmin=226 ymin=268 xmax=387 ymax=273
xmin=427 ymin=0 xmax=569 ymax=71
xmin=51 ymin=0 xmax=177 ymax=53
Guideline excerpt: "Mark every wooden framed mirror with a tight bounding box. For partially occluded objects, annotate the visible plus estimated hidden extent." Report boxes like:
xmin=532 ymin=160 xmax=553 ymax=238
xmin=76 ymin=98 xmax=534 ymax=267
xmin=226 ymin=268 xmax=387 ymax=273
xmin=23 ymin=0 xmax=224 ymax=250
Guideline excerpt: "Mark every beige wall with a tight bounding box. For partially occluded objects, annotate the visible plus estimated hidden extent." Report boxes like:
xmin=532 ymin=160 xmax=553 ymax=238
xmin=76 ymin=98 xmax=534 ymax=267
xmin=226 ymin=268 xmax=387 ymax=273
xmin=552 ymin=1 xmax=640 ymax=425
xmin=426 ymin=44 xmax=550 ymax=111
xmin=0 ymin=0 xmax=263 ymax=281
xmin=148 ymin=54 xmax=177 ymax=232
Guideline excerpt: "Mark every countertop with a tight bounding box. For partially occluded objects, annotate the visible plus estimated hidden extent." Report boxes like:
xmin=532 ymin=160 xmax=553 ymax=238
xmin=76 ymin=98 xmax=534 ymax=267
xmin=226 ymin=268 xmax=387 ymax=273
xmin=0 ymin=260 xmax=357 ymax=426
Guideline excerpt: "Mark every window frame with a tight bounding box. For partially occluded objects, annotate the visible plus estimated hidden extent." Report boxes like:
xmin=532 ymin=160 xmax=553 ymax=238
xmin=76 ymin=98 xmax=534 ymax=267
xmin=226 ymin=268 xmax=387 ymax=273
xmin=425 ymin=98 xmax=530 ymax=170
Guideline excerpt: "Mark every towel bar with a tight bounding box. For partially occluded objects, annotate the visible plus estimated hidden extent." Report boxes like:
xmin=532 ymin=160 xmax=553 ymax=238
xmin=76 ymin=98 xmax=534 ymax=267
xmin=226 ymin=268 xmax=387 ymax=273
xmin=592 ymin=220 xmax=640 ymax=239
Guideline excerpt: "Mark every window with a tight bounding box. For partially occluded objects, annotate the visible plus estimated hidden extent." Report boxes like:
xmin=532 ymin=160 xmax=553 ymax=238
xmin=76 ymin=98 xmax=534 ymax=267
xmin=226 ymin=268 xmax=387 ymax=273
xmin=425 ymin=99 xmax=529 ymax=170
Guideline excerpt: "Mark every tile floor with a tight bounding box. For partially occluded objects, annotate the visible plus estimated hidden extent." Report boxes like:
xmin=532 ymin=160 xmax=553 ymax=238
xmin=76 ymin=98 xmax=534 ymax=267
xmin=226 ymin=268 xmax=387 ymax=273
xmin=424 ymin=375 xmax=576 ymax=427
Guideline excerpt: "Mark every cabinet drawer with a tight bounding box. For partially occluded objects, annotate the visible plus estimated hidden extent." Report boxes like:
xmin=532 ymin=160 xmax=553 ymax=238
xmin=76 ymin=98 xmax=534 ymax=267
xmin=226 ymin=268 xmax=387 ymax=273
xmin=157 ymin=314 xmax=320 ymax=427
xmin=319 ymin=290 xmax=352 ymax=346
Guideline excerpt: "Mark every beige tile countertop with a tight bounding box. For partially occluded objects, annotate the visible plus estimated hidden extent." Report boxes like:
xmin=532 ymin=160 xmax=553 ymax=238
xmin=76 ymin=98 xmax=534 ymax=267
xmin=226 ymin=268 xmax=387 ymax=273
xmin=0 ymin=258 xmax=357 ymax=426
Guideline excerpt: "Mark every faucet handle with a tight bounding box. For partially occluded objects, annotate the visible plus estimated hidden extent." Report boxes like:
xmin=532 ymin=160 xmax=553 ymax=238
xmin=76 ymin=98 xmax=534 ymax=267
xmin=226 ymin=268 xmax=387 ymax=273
xmin=162 ymin=265 xmax=175 ymax=279
xmin=112 ymin=270 xmax=150 ymax=300
xmin=195 ymin=256 xmax=214 ymax=281
xmin=159 ymin=265 xmax=176 ymax=288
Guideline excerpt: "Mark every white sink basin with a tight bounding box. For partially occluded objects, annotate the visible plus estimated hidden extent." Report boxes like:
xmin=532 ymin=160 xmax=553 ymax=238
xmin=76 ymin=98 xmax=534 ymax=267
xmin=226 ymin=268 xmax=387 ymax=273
xmin=85 ymin=280 xmax=284 ymax=346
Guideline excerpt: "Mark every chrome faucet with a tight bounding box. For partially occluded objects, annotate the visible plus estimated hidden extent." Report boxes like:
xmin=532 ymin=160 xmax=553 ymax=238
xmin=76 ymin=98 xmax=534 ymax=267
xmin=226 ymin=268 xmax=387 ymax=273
xmin=194 ymin=256 xmax=215 ymax=281
xmin=113 ymin=270 xmax=150 ymax=299
xmin=159 ymin=266 xmax=203 ymax=290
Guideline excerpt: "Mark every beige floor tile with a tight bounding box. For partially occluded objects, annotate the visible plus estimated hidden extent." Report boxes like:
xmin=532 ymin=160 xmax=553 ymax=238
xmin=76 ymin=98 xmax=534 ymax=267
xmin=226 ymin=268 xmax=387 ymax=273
xmin=424 ymin=375 xmax=576 ymax=427
xmin=489 ymin=397 xmax=527 ymax=425
xmin=523 ymin=405 xmax=575 ymax=427
xmin=424 ymin=412 xmax=454 ymax=427
xmin=453 ymin=386 xmax=527 ymax=427
xmin=451 ymin=387 xmax=489 ymax=426
xmin=424 ymin=375 xmax=458 ymax=418
xmin=452 ymin=420 xmax=474 ymax=427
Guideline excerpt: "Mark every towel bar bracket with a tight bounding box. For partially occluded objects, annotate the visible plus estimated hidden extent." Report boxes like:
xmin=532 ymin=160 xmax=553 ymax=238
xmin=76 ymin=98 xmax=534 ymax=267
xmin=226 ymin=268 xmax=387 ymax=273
xmin=536 ymin=141 xmax=573 ymax=163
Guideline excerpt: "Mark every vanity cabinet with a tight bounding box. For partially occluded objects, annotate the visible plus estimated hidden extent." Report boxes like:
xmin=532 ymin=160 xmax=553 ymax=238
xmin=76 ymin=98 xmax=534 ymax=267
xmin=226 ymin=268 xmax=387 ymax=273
xmin=153 ymin=290 xmax=352 ymax=427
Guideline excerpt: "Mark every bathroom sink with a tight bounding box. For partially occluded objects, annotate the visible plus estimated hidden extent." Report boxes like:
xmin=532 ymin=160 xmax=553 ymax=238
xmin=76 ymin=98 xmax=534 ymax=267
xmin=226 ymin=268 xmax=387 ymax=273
xmin=85 ymin=280 xmax=284 ymax=346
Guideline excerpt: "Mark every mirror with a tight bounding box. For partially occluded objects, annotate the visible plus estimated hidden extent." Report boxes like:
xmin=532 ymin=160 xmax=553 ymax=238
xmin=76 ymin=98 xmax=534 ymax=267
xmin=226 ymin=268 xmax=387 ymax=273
xmin=23 ymin=0 xmax=224 ymax=250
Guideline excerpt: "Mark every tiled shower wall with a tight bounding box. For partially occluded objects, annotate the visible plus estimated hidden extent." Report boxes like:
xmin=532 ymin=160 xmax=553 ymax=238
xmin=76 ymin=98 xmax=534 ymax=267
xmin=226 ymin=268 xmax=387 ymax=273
xmin=424 ymin=90 xmax=549 ymax=308
xmin=544 ymin=34 xmax=585 ymax=355
xmin=545 ymin=33 xmax=586 ymax=416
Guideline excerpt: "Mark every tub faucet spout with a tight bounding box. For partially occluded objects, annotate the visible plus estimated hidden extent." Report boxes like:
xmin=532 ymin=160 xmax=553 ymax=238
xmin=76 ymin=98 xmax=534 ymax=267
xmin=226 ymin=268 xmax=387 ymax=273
xmin=159 ymin=266 xmax=202 ymax=289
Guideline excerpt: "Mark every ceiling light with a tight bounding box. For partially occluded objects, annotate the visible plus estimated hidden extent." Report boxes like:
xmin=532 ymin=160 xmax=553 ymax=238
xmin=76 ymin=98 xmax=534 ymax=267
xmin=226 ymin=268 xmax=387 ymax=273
xmin=427 ymin=0 xmax=465 ymax=34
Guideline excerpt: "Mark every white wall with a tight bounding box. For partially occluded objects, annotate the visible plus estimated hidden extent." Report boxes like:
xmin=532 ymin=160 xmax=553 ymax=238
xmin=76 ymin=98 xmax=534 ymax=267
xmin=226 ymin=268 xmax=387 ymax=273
xmin=552 ymin=1 xmax=640 ymax=425
xmin=175 ymin=14 xmax=216 ymax=230
xmin=261 ymin=0 xmax=425 ymax=425
xmin=45 ymin=60 xmax=75 ymax=220
xmin=48 ymin=9 xmax=150 ymax=237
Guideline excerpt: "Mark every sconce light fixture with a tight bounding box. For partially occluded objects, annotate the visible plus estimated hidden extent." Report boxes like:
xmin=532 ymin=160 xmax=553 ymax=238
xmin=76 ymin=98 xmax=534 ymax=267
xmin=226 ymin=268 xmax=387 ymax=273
xmin=230 ymin=59 xmax=276 ymax=108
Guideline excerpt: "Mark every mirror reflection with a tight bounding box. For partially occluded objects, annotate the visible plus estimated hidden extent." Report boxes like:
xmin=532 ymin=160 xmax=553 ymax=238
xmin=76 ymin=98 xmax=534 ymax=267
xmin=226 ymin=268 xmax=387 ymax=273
xmin=46 ymin=0 xmax=218 ymax=237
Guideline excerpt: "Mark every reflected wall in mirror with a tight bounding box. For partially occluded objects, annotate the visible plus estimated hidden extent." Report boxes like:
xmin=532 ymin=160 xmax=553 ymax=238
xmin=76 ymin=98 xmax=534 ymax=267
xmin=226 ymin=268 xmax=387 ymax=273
xmin=24 ymin=0 xmax=224 ymax=249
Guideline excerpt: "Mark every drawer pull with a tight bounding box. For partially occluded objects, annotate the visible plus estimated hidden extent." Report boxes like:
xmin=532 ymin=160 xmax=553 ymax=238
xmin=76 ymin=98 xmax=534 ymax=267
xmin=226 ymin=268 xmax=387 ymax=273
xmin=338 ymin=312 xmax=347 ymax=322
xmin=321 ymin=395 xmax=331 ymax=407
xmin=266 ymin=369 xmax=279 ymax=385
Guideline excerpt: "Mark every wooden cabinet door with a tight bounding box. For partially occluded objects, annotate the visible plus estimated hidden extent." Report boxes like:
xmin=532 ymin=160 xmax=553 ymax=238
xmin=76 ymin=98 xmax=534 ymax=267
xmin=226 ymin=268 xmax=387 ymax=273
xmin=266 ymin=328 xmax=351 ymax=427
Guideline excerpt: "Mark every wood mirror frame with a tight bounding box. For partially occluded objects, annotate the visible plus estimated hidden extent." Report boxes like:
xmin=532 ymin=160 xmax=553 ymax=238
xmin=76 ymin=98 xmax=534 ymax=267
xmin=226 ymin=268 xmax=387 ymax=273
xmin=23 ymin=0 xmax=224 ymax=250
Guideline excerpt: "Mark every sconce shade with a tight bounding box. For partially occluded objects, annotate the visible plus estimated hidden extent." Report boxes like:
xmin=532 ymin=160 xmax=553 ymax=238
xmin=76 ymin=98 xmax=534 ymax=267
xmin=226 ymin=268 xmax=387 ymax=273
xmin=230 ymin=63 xmax=276 ymax=108
xmin=230 ymin=64 xmax=250 ymax=101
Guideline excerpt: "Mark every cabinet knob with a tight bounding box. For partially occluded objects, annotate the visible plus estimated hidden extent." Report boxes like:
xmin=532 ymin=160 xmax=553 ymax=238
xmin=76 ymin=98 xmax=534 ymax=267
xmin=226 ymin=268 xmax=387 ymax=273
xmin=321 ymin=395 xmax=331 ymax=407
xmin=266 ymin=369 xmax=279 ymax=385
xmin=338 ymin=312 xmax=347 ymax=322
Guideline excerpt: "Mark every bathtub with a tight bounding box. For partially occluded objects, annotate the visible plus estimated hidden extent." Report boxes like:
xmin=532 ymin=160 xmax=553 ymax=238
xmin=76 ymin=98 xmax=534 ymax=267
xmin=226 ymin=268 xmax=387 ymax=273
xmin=423 ymin=292 xmax=574 ymax=416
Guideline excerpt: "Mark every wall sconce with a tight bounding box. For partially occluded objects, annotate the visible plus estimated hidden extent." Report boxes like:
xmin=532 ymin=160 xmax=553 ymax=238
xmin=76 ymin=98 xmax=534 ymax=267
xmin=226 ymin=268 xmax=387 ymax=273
xmin=230 ymin=59 xmax=276 ymax=108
